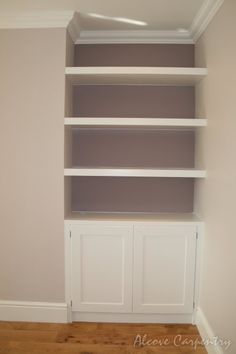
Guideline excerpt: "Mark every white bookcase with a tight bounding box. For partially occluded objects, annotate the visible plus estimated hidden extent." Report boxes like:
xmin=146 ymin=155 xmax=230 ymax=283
xmin=64 ymin=40 xmax=206 ymax=323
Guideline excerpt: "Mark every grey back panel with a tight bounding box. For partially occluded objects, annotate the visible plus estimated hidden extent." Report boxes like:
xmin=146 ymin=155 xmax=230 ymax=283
xmin=72 ymin=129 xmax=195 ymax=168
xmin=71 ymin=177 xmax=194 ymax=213
xmin=74 ymin=44 xmax=194 ymax=67
xmin=73 ymin=85 xmax=195 ymax=118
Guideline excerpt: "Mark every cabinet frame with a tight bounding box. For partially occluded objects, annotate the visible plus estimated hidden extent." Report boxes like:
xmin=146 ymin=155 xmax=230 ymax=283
xmin=65 ymin=220 xmax=203 ymax=324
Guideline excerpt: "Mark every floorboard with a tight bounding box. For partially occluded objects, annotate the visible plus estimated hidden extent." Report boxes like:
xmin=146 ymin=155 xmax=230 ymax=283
xmin=0 ymin=322 xmax=207 ymax=354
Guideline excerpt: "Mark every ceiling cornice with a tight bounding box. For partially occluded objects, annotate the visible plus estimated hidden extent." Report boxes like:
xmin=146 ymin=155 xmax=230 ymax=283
xmin=76 ymin=30 xmax=193 ymax=44
xmin=67 ymin=12 xmax=81 ymax=42
xmin=190 ymin=0 xmax=224 ymax=41
xmin=0 ymin=11 xmax=74 ymax=29
xmin=75 ymin=0 xmax=224 ymax=44
xmin=0 ymin=0 xmax=224 ymax=44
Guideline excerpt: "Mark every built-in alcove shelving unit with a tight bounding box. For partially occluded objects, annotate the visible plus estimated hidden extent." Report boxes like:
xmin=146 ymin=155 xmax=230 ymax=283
xmin=64 ymin=42 xmax=207 ymax=219
xmin=64 ymin=41 xmax=207 ymax=322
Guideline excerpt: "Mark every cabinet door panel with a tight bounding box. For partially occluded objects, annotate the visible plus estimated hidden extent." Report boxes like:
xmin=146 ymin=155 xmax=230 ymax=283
xmin=133 ymin=224 xmax=196 ymax=314
xmin=71 ymin=224 xmax=133 ymax=313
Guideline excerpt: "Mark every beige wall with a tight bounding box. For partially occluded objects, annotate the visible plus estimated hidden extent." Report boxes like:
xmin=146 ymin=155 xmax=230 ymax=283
xmin=195 ymin=1 xmax=236 ymax=352
xmin=0 ymin=28 xmax=66 ymax=302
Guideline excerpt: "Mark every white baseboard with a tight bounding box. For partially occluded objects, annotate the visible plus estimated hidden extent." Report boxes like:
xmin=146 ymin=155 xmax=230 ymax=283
xmin=0 ymin=300 xmax=68 ymax=323
xmin=196 ymin=308 xmax=224 ymax=354
xmin=72 ymin=311 xmax=193 ymax=324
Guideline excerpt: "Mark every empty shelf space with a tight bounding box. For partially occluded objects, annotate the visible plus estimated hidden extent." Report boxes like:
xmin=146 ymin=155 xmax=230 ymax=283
xmin=65 ymin=67 xmax=207 ymax=85
xmin=74 ymin=44 xmax=195 ymax=68
xmin=67 ymin=176 xmax=194 ymax=214
xmin=64 ymin=117 xmax=207 ymax=127
xmin=64 ymin=44 xmax=206 ymax=218
xmin=66 ymin=129 xmax=195 ymax=169
xmin=71 ymin=86 xmax=195 ymax=119
xmin=64 ymin=168 xmax=206 ymax=178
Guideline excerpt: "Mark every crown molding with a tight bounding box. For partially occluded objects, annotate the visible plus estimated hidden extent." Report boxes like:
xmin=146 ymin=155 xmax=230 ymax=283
xmin=74 ymin=0 xmax=224 ymax=44
xmin=190 ymin=0 xmax=224 ymax=42
xmin=0 ymin=1 xmax=224 ymax=44
xmin=67 ymin=12 xmax=81 ymax=42
xmin=0 ymin=11 xmax=74 ymax=29
xmin=75 ymin=30 xmax=194 ymax=44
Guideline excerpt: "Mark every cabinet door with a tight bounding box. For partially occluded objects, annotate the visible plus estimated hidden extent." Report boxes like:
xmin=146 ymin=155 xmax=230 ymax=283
xmin=133 ymin=224 xmax=197 ymax=314
xmin=70 ymin=223 xmax=133 ymax=313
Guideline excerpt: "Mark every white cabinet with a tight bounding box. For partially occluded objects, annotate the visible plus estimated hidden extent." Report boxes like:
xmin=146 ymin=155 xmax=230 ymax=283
xmin=68 ymin=222 xmax=198 ymax=317
xmin=70 ymin=224 xmax=133 ymax=313
xmin=133 ymin=224 xmax=197 ymax=314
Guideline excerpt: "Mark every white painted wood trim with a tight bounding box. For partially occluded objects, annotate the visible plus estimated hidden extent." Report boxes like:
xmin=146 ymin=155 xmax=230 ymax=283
xmin=196 ymin=308 xmax=226 ymax=354
xmin=65 ymin=66 xmax=207 ymax=85
xmin=74 ymin=0 xmax=224 ymax=44
xmin=64 ymin=168 xmax=206 ymax=178
xmin=191 ymin=0 xmax=224 ymax=42
xmin=0 ymin=11 xmax=74 ymax=29
xmin=72 ymin=311 xmax=193 ymax=323
xmin=0 ymin=1 xmax=224 ymax=44
xmin=65 ymin=66 xmax=207 ymax=76
xmin=64 ymin=118 xmax=207 ymax=127
xmin=65 ymin=224 xmax=72 ymax=323
xmin=192 ymin=223 xmax=204 ymax=324
xmin=65 ymin=214 xmax=203 ymax=224
xmin=0 ymin=301 xmax=68 ymax=323
xmin=76 ymin=30 xmax=193 ymax=45
xmin=67 ymin=12 xmax=81 ymax=43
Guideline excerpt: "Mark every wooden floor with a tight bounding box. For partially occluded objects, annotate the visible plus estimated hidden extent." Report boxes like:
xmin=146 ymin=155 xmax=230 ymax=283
xmin=0 ymin=322 xmax=207 ymax=354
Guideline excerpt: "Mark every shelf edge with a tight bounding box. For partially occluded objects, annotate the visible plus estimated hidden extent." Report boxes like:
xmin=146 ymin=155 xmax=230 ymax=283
xmin=64 ymin=118 xmax=207 ymax=127
xmin=64 ymin=168 xmax=207 ymax=178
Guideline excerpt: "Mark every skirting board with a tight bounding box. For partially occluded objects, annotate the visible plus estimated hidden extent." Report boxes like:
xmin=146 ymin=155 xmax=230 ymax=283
xmin=0 ymin=301 xmax=68 ymax=323
xmin=196 ymin=308 xmax=224 ymax=354
xmin=72 ymin=312 xmax=193 ymax=324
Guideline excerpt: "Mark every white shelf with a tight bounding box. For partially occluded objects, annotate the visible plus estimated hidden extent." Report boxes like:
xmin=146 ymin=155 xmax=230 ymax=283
xmin=65 ymin=212 xmax=203 ymax=223
xmin=64 ymin=168 xmax=206 ymax=178
xmin=65 ymin=67 xmax=207 ymax=85
xmin=64 ymin=117 xmax=207 ymax=128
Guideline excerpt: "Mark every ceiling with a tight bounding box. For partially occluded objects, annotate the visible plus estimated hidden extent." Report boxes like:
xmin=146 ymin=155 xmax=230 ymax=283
xmin=0 ymin=0 xmax=205 ymax=30
xmin=79 ymin=0 xmax=205 ymax=31
xmin=0 ymin=0 xmax=224 ymax=43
